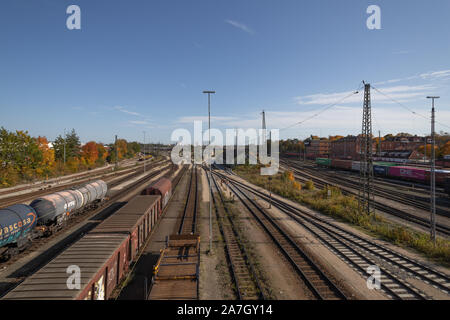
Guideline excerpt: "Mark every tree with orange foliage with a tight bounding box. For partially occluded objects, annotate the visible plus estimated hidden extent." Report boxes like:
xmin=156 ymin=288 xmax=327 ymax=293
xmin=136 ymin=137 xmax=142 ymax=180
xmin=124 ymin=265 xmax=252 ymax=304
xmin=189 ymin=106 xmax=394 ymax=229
xmin=329 ymin=135 xmax=344 ymax=142
xmin=81 ymin=141 xmax=99 ymax=167
xmin=439 ymin=141 xmax=450 ymax=158
xmin=418 ymin=144 xmax=438 ymax=158
xmin=97 ymin=144 xmax=108 ymax=163
xmin=35 ymin=136 xmax=55 ymax=175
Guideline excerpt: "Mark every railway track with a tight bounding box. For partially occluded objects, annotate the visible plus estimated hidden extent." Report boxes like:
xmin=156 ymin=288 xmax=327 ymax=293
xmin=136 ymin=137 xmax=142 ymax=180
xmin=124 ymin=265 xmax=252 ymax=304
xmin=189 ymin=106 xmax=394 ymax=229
xmin=282 ymin=158 xmax=447 ymax=195
xmin=282 ymin=160 xmax=450 ymax=236
xmin=178 ymin=166 xmax=199 ymax=235
xmin=285 ymin=160 xmax=450 ymax=217
xmin=0 ymin=159 xmax=164 ymax=208
xmin=206 ymin=168 xmax=265 ymax=300
xmin=0 ymin=158 xmax=140 ymax=197
xmin=215 ymin=170 xmax=450 ymax=300
xmin=214 ymin=171 xmax=347 ymax=300
xmin=0 ymin=162 xmax=173 ymax=287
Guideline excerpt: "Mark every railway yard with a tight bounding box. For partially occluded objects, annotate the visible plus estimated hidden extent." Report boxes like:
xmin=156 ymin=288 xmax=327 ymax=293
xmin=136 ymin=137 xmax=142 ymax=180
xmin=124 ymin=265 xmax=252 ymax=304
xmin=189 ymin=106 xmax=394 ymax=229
xmin=0 ymin=154 xmax=449 ymax=301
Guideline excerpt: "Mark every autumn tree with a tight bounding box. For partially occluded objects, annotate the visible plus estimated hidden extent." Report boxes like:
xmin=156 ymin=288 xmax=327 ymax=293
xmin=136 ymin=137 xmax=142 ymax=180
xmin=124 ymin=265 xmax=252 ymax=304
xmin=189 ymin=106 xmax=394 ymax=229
xmin=81 ymin=141 xmax=99 ymax=167
xmin=439 ymin=141 xmax=450 ymax=158
xmin=418 ymin=144 xmax=438 ymax=158
xmin=96 ymin=143 xmax=108 ymax=165
xmin=35 ymin=136 xmax=55 ymax=175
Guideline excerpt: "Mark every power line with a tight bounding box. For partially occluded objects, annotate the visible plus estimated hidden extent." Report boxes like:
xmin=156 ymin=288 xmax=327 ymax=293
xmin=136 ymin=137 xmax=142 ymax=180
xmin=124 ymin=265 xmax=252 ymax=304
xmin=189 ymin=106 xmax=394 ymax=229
xmin=372 ymin=85 xmax=450 ymax=131
xmin=281 ymin=85 xmax=362 ymax=131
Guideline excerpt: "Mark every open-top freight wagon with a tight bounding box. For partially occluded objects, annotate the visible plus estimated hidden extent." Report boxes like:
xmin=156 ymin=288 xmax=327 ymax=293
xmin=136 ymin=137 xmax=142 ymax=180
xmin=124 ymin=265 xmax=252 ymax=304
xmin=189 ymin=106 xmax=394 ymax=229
xmin=2 ymin=195 xmax=161 ymax=300
xmin=148 ymin=234 xmax=200 ymax=300
xmin=141 ymin=177 xmax=172 ymax=212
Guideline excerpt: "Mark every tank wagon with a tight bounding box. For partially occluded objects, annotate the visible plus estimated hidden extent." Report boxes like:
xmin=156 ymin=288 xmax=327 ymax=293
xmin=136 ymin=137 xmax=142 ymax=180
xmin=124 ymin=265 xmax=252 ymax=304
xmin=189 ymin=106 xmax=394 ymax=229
xmin=0 ymin=205 xmax=38 ymax=258
xmin=141 ymin=177 xmax=172 ymax=212
xmin=1 ymin=195 xmax=161 ymax=300
xmin=0 ymin=180 xmax=107 ymax=260
xmin=30 ymin=180 xmax=107 ymax=228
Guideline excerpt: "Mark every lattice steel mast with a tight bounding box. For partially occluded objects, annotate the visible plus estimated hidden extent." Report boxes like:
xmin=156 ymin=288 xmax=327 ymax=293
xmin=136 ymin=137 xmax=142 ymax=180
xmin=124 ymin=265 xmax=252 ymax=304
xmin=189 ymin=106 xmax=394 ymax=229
xmin=359 ymin=82 xmax=374 ymax=214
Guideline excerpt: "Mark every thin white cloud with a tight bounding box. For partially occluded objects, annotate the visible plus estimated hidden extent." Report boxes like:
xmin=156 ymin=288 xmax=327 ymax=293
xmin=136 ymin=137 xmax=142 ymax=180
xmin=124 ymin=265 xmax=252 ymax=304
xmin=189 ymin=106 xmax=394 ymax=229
xmin=177 ymin=116 xmax=237 ymax=123
xmin=114 ymin=106 xmax=141 ymax=116
xmin=225 ymin=19 xmax=254 ymax=35
xmin=295 ymin=84 xmax=434 ymax=105
xmin=129 ymin=120 xmax=148 ymax=125
xmin=374 ymin=68 xmax=450 ymax=85
xmin=420 ymin=69 xmax=450 ymax=80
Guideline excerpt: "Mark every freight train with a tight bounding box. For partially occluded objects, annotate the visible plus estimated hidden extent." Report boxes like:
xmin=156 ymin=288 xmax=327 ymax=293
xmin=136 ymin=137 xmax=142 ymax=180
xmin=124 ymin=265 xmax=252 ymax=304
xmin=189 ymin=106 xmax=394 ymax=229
xmin=314 ymin=158 xmax=450 ymax=187
xmin=0 ymin=180 xmax=107 ymax=260
xmin=1 ymin=175 xmax=175 ymax=300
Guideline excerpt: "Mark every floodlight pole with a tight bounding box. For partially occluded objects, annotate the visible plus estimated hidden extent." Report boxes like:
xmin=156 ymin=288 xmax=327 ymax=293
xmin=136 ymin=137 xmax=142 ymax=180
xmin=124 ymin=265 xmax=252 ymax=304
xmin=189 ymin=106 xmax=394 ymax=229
xmin=427 ymin=96 xmax=439 ymax=244
xmin=203 ymin=90 xmax=215 ymax=253
xmin=63 ymin=128 xmax=66 ymax=166
xmin=143 ymin=131 xmax=146 ymax=173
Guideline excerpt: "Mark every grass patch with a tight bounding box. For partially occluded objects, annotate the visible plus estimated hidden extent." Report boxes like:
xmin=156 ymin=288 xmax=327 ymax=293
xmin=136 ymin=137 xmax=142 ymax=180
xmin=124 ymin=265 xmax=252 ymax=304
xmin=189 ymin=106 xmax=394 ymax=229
xmin=234 ymin=164 xmax=450 ymax=266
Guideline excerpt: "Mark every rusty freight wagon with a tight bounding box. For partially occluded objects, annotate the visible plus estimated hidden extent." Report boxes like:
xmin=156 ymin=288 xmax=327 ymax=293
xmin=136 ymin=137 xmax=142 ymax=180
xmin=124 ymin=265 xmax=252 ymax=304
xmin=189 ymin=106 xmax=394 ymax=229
xmin=141 ymin=178 xmax=172 ymax=213
xmin=2 ymin=195 xmax=161 ymax=300
xmin=148 ymin=234 xmax=200 ymax=300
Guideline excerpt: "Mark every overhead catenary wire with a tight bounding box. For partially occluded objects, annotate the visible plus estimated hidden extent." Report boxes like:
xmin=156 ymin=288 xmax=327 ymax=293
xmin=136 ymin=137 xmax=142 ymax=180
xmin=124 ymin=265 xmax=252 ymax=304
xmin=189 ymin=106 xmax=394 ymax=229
xmin=372 ymin=85 xmax=450 ymax=131
xmin=281 ymin=82 xmax=364 ymax=132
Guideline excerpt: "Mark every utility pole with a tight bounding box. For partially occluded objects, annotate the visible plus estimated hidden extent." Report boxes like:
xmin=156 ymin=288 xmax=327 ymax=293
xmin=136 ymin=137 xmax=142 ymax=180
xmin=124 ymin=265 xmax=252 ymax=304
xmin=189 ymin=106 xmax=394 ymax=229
xmin=378 ymin=130 xmax=381 ymax=157
xmin=261 ymin=110 xmax=267 ymax=155
xmin=268 ymin=176 xmax=272 ymax=209
xmin=203 ymin=90 xmax=215 ymax=253
xmin=63 ymin=128 xmax=66 ymax=166
xmin=235 ymin=127 xmax=238 ymax=162
xmin=427 ymin=96 xmax=439 ymax=244
xmin=143 ymin=131 xmax=146 ymax=173
xmin=359 ymin=82 xmax=374 ymax=215
xmin=115 ymin=135 xmax=118 ymax=170
xmin=424 ymin=135 xmax=427 ymax=162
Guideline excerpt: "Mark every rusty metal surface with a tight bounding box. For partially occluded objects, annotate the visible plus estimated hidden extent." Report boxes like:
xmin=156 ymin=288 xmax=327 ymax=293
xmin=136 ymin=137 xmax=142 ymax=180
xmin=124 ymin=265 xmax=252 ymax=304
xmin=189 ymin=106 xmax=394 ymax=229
xmin=141 ymin=178 xmax=171 ymax=197
xmin=92 ymin=195 xmax=160 ymax=234
xmin=2 ymin=233 xmax=128 ymax=300
xmin=149 ymin=235 xmax=199 ymax=300
xmin=148 ymin=279 xmax=197 ymax=300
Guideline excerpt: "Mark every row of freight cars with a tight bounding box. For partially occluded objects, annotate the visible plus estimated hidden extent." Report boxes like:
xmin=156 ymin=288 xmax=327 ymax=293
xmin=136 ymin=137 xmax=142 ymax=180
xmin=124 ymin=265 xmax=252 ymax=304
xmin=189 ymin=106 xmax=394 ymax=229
xmin=0 ymin=180 xmax=108 ymax=260
xmin=284 ymin=152 xmax=450 ymax=167
xmin=315 ymin=158 xmax=450 ymax=187
xmin=2 ymin=176 xmax=174 ymax=300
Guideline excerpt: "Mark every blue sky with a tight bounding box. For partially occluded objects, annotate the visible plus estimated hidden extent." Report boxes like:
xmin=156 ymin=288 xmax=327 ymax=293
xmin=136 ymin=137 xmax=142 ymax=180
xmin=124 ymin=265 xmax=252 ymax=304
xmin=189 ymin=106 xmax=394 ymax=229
xmin=1 ymin=0 xmax=450 ymax=144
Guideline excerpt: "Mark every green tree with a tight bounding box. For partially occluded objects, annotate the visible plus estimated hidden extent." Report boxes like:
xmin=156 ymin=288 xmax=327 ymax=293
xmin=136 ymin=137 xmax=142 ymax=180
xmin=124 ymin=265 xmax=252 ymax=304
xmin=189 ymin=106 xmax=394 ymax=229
xmin=127 ymin=141 xmax=141 ymax=157
xmin=53 ymin=129 xmax=81 ymax=162
xmin=0 ymin=127 xmax=43 ymax=183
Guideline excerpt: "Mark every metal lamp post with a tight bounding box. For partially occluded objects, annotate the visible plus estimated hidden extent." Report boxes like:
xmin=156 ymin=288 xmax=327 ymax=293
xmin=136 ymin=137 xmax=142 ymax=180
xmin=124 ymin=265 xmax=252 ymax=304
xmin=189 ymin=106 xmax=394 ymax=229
xmin=143 ymin=131 xmax=146 ymax=174
xmin=63 ymin=128 xmax=66 ymax=166
xmin=427 ymin=96 xmax=439 ymax=244
xmin=203 ymin=90 xmax=215 ymax=253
